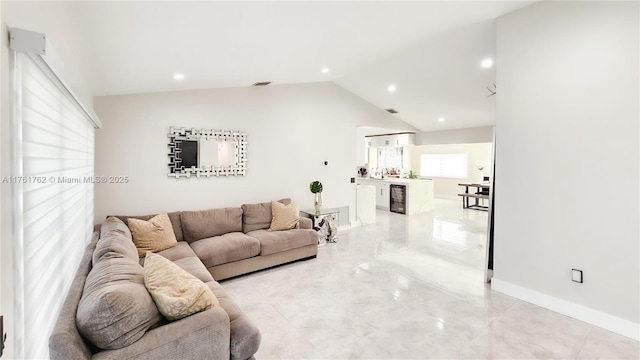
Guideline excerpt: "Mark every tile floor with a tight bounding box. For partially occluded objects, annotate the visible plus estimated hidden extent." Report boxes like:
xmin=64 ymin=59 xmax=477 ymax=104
xmin=223 ymin=199 xmax=639 ymax=359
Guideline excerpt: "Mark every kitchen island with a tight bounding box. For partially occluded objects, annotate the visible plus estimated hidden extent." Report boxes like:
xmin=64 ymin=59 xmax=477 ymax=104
xmin=356 ymin=178 xmax=434 ymax=215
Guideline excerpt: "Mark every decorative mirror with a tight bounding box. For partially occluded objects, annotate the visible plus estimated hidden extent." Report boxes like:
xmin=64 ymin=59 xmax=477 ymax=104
xmin=168 ymin=127 xmax=247 ymax=178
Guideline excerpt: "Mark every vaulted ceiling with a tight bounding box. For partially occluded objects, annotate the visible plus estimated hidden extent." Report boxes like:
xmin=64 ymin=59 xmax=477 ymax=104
xmin=5 ymin=1 xmax=534 ymax=132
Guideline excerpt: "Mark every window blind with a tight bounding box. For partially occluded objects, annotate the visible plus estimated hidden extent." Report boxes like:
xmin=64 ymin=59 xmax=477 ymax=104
xmin=420 ymin=153 xmax=468 ymax=178
xmin=377 ymin=147 xmax=404 ymax=169
xmin=11 ymin=52 xmax=98 ymax=359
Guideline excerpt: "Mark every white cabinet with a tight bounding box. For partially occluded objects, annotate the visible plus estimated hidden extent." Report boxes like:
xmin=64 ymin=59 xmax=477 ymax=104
xmin=356 ymin=185 xmax=376 ymax=225
xmin=357 ymin=179 xmax=389 ymax=209
xmin=366 ymin=133 xmax=415 ymax=148
xmin=376 ymin=182 xmax=390 ymax=209
xmin=358 ymin=178 xmax=433 ymax=215
xmin=357 ymin=178 xmax=434 ymax=214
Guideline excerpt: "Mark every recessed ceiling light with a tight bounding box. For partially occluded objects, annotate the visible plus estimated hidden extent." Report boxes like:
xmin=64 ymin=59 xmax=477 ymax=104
xmin=481 ymin=58 xmax=493 ymax=68
xmin=438 ymin=117 xmax=445 ymax=122
xmin=172 ymin=73 xmax=185 ymax=80
xmin=387 ymin=84 xmax=397 ymax=93
xmin=322 ymin=67 xmax=330 ymax=74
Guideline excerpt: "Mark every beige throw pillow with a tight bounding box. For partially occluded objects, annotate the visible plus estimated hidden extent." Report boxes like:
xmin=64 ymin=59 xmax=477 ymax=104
xmin=127 ymin=213 xmax=178 ymax=257
xmin=270 ymin=200 xmax=300 ymax=231
xmin=143 ymin=252 xmax=219 ymax=321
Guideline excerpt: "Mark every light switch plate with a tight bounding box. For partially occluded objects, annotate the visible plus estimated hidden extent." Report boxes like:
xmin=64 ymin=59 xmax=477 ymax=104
xmin=572 ymin=269 xmax=583 ymax=283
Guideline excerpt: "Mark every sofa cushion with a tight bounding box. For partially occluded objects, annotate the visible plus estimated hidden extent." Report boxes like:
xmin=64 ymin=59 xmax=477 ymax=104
xmin=112 ymin=212 xmax=184 ymax=242
xmin=180 ymin=208 xmax=243 ymax=242
xmin=247 ymin=228 xmax=318 ymax=256
xmin=127 ymin=214 xmax=178 ymax=257
xmin=172 ymin=257 xmax=215 ymax=283
xmin=144 ymin=252 xmax=219 ymax=321
xmin=76 ymin=251 xmax=162 ymax=350
xmin=241 ymin=198 xmax=292 ymax=233
xmin=207 ymin=281 xmax=261 ymax=360
xmin=270 ymin=200 xmax=300 ymax=231
xmin=138 ymin=242 xmax=214 ymax=283
xmin=94 ymin=217 xmax=138 ymax=264
xmin=100 ymin=215 xmax=132 ymax=239
xmin=299 ymin=216 xmax=313 ymax=229
xmin=240 ymin=202 xmax=271 ymax=233
xmin=190 ymin=232 xmax=260 ymax=267
xmin=151 ymin=241 xmax=199 ymax=262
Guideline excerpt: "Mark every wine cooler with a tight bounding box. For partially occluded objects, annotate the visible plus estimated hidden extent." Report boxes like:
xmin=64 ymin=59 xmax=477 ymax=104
xmin=389 ymin=184 xmax=406 ymax=214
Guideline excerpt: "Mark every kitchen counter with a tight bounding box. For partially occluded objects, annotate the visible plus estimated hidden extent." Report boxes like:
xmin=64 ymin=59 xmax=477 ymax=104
xmin=357 ymin=177 xmax=430 ymax=184
xmin=356 ymin=178 xmax=433 ymax=215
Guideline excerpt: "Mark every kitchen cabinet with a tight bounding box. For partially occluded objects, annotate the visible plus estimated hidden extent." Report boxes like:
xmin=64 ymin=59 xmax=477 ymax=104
xmin=356 ymin=178 xmax=434 ymax=215
xmin=366 ymin=133 xmax=415 ymax=148
xmin=357 ymin=179 xmax=389 ymax=210
xmin=376 ymin=182 xmax=390 ymax=210
xmin=356 ymin=185 xmax=376 ymax=225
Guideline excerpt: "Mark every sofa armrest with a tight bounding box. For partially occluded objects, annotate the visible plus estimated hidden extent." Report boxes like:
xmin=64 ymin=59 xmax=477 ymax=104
xmin=92 ymin=307 xmax=231 ymax=360
xmin=299 ymin=217 xmax=312 ymax=229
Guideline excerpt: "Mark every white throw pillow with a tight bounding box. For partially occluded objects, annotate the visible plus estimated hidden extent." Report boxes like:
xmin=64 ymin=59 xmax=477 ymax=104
xmin=143 ymin=252 xmax=218 ymax=321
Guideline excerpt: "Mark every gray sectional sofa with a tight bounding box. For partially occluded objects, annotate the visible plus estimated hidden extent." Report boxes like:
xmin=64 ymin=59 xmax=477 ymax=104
xmin=50 ymin=199 xmax=318 ymax=359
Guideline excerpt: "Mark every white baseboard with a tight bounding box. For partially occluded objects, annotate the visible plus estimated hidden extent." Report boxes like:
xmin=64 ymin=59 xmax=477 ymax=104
xmin=339 ymin=221 xmax=360 ymax=231
xmin=491 ymin=278 xmax=640 ymax=341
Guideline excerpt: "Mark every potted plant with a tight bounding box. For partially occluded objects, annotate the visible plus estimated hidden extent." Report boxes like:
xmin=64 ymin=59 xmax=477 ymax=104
xmin=309 ymin=180 xmax=323 ymax=213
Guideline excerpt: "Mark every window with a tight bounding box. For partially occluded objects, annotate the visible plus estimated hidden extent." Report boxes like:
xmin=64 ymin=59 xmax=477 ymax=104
xmin=10 ymin=50 xmax=100 ymax=358
xmin=420 ymin=153 xmax=468 ymax=178
xmin=377 ymin=147 xmax=403 ymax=169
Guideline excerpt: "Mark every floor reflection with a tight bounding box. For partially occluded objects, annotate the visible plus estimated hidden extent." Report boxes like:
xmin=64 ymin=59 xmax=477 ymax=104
xmin=222 ymin=199 xmax=639 ymax=360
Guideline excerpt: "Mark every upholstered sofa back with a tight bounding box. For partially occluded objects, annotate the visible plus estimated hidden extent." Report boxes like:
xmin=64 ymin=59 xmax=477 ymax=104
xmin=49 ymin=236 xmax=98 ymax=359
xmin=114 ymin=212 xmax=184 ymax=242
xmin=180 ymin=207 xmax=243 ymax=243
xmin=51 ymin=217 xmax=239 ymax=360
xmin=76 ymin=217 xmax=163 ymax=350
xmin=110 ymin=198 xmax=296 ymax=244
xmin=241 ymin=198 xmax=291 ymax=233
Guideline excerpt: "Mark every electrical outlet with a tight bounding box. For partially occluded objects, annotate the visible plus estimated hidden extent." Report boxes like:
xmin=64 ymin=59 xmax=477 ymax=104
xmin=572 ymin=269 xmax=583 ymax=283
xmin=350 ymin=177 xmax=355 ymax=183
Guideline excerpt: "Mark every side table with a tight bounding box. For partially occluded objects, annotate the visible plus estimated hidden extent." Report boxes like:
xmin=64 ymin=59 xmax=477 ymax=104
xmin=300 ymin=208 xmax=339 ymax=245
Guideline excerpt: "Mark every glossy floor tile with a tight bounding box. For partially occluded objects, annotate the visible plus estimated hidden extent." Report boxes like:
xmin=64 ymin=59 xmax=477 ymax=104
xmin=223 ymin=199 xmax=639 ymax=359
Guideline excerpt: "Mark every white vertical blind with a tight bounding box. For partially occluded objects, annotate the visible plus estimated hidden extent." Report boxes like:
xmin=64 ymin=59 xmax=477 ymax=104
xmin=12 ymin=52 xmax=97 ymax=359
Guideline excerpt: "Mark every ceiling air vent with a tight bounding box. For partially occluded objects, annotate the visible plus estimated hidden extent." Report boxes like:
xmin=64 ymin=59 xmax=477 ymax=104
xmin=252 ymin=81 xmax=272 ymax=86
xmin=385 ymin=108 xmax=398 ymax=114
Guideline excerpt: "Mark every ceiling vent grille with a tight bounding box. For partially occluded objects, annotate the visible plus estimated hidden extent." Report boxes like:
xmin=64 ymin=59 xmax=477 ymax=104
xmin=385 ymin=108 xmax=398 ymax=114
xmin=252 ymin=81 xmax=272 ymax=86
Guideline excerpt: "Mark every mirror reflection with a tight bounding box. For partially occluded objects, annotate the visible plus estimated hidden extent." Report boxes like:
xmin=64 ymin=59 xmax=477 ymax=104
xmin=198 ymin=139 xmax=238 ymax=170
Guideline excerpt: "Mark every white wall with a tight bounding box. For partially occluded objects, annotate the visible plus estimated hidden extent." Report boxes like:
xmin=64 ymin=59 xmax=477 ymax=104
xmin=416 ymin=126 xmax=493 ymax=145
xmin=94 ymin=82 xmax=415 ymax=224
xmin=411 ymin=143 xmax=493 ymax=199
xmin=1 ymin=1 xmax=95 ymax=107
xmin=355 ymin=127 xmax=367 ymax=167
xmin=493 ymin=1 xmax=639 ymax=340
